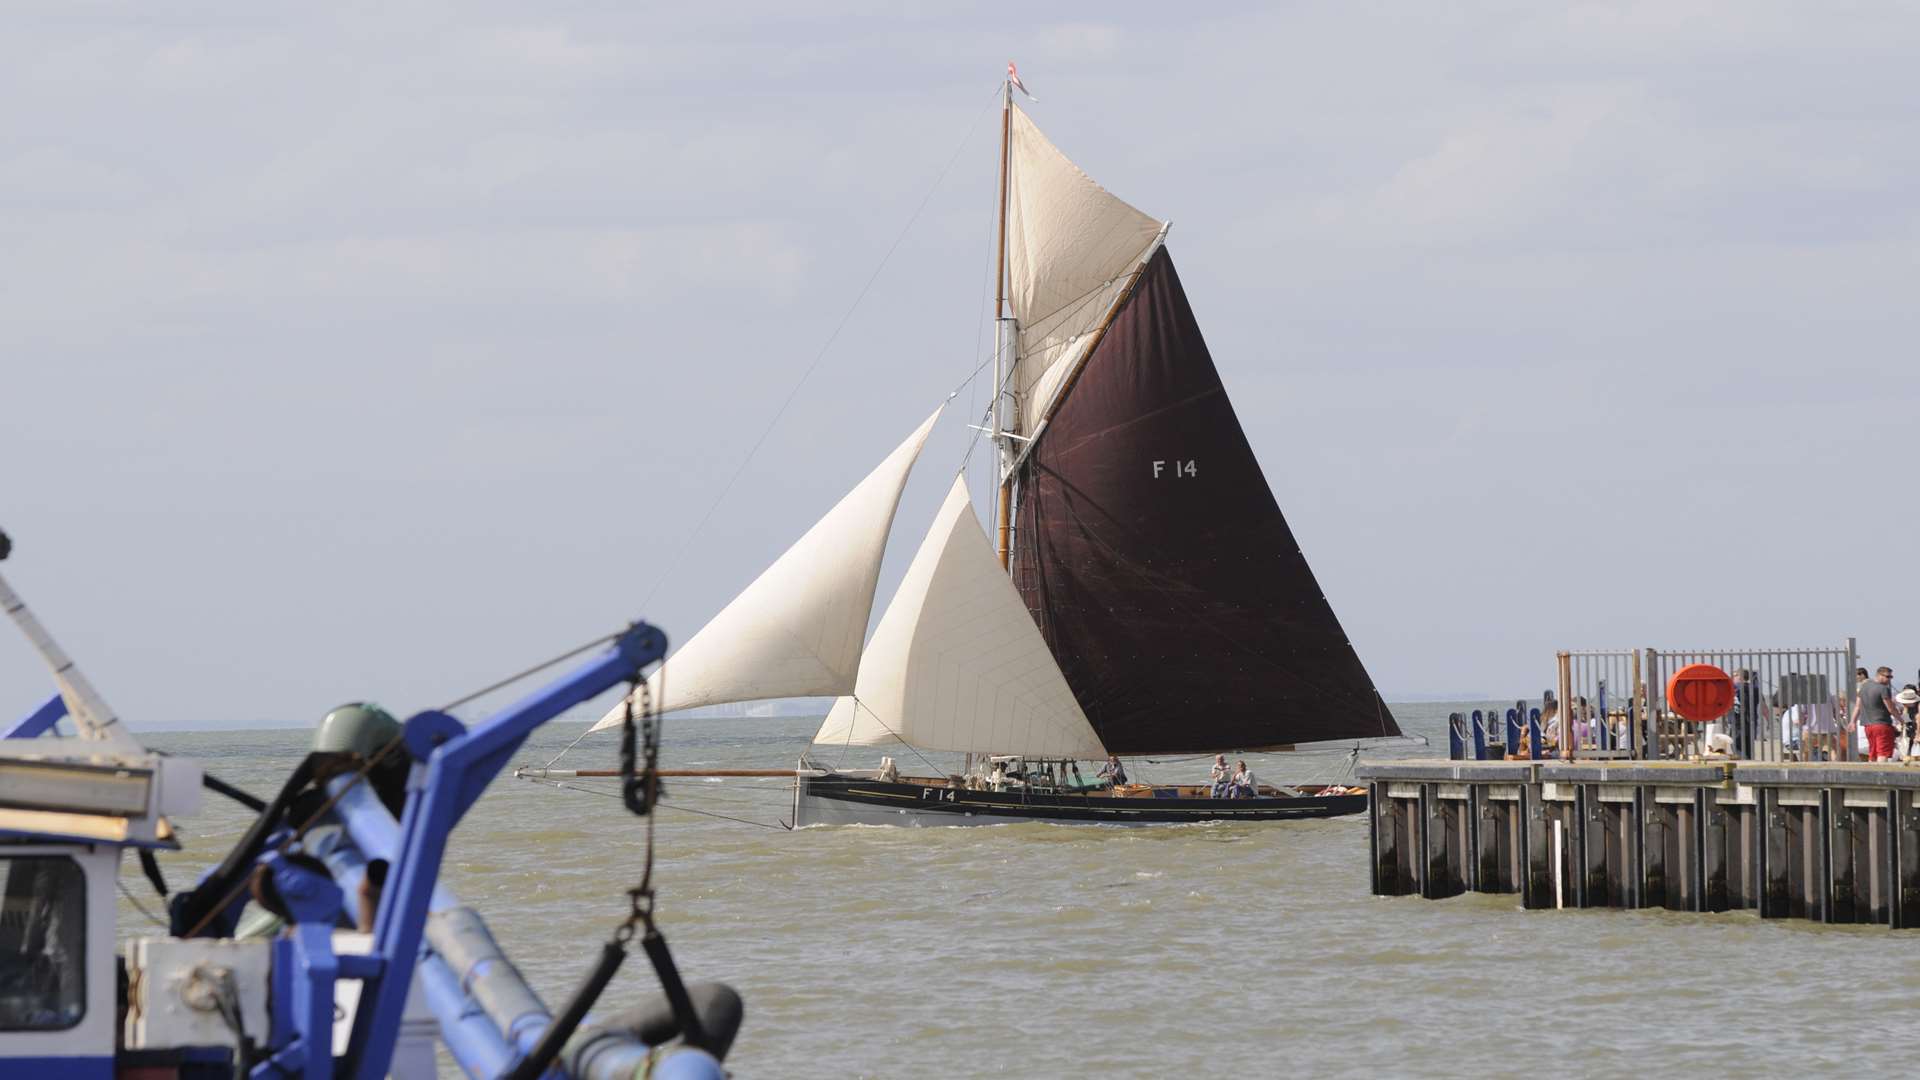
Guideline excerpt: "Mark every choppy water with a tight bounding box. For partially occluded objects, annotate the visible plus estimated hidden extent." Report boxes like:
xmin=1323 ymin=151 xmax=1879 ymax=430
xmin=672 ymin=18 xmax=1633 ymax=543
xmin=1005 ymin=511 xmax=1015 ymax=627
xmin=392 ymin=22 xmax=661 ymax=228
xmin=133 ymin=703 xmax=1917 ymax=1078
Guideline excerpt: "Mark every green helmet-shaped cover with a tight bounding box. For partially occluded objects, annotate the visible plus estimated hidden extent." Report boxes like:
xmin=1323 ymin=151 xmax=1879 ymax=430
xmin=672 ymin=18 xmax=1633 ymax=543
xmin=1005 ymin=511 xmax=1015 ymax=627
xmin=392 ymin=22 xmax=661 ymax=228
xmin=314 ymin=702 xmax=402 ymax=755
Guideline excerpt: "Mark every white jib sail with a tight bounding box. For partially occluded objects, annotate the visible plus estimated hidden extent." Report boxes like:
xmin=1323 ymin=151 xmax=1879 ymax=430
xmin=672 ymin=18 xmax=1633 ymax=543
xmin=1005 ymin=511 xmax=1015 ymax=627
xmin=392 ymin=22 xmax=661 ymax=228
xmin=589 ymin=407 xmax=943 ymax=731
xmin=1005 ymin=103 xmax=1165 ymax=436
xmin=811 ymin=475 xmax=1107 ymax=760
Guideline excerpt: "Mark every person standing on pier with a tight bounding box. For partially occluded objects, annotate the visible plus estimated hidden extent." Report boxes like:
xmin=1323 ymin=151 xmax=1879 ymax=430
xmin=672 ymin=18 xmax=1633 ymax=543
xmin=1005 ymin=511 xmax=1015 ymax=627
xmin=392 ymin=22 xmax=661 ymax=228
xmin=1895 ymin=687 xmax=1920 ymax=760
xmin=1851 ymin=666 xmax=1899 ymax=762
xmin=1731 ymin=669 xmax=1762 ymax=758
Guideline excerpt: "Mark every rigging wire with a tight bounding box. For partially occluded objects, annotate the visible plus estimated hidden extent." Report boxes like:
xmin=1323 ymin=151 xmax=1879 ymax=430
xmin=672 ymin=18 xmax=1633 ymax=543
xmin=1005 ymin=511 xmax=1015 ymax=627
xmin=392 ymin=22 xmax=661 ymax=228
xmin=538 ymin=774 xmax=793 ymax=813
xmin=528 ymin=777 xmax=788 ymax=831
xmin=528 ymin=88 xmax=1001 ymax=778
xmin=540 ymin=721 xmax=600 ymax=770
xmin=963 ymin=99 xmax=1001 ymax=457
xmin=964 ymin=125 xmax=1005 ymax=512
xmin=440 ymin=630 xmax=624 ymax=712
xmin=829 ymin=695 xmax=949 ymax=778
xmin=631 ymin=83 xmax=1003 ymax=617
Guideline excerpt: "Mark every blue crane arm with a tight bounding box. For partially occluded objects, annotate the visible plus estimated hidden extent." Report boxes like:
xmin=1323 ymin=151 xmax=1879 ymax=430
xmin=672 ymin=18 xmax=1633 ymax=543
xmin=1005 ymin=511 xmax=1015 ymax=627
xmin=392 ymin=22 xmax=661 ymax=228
xmin=317 ymin=621 xmax=668 ymax=1080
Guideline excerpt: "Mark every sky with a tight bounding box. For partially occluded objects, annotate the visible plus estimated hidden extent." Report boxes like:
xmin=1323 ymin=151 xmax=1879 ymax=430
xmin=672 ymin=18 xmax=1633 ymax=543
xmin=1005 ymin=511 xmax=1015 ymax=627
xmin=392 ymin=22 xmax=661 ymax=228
xmin=4 ymin=2 xmax=1917 ymax=731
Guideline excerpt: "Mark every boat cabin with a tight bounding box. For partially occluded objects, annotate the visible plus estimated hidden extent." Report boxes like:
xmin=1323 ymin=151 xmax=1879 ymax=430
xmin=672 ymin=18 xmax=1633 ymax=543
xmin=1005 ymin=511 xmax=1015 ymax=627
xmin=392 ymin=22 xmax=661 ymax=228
xmin=0 ymin=739 xmax=202 ymax=1078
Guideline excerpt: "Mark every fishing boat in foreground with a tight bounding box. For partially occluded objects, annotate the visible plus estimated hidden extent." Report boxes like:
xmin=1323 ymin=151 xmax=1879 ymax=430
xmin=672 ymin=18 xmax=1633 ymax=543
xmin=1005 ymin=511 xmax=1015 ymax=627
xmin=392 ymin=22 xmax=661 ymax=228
xmin=560 ymin=72 xmax=1400 ymax=826
xmin=0 ymin=531 xmax=737 ymax=1078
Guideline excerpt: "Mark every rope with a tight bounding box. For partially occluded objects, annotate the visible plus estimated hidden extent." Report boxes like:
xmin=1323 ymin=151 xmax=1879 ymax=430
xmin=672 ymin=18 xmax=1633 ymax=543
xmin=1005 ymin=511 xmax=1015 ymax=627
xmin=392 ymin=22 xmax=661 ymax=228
xmin=118 ymin=877 xmax=168 ymax=928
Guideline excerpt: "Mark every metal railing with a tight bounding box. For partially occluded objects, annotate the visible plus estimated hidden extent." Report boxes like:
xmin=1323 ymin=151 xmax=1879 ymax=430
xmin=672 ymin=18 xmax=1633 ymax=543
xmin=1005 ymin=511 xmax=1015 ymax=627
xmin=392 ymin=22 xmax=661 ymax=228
xmin=1446 ymin=640 xmax=1865 ymax=762
xmin=1643 ymin=643 xmax=1858 ymax=762
xmin=1447 ymin=704 xmax=1549 ymax=760
xmin=1554 ymin=650 xmax=1644 ymax=758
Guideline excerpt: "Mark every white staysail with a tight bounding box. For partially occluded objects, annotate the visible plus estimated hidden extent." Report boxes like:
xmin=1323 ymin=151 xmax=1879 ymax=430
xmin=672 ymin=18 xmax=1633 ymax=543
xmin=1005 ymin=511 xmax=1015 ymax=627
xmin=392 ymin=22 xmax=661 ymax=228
xmin=1005 ymin=104 xmax=1165 ymax=437
xmin=811 ymin=476 xmax=1107 ymax=760
xmin=589 ymin=407 xmax=943 ymax=731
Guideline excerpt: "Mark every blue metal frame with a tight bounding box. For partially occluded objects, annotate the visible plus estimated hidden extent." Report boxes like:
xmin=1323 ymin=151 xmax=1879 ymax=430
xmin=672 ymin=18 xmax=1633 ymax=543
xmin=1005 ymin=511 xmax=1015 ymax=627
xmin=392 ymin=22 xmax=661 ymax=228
xmin=5 ymin=691 xmax=65 ymax=739
xmin=259 ymin=851 xmax=356 ymax=1079
xmin=337 ymin=622 xmax=666 ymax=1080
xmin=308 ymin=803 xmax=516 ymax=1077
xmin=232 ymin=622 xmax=669 ymax=1079
xmin=7 ymin=619 xmax=726 ymax=1077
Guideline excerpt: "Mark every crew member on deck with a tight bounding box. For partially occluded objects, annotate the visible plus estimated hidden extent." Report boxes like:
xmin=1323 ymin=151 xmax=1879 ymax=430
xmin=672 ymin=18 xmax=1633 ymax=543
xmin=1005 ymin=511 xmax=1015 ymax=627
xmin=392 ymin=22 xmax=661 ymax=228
xmin=1098 ymin=755 xmax=1128 ymax=788
xmin=1208 ymin=754 xmax=1231 ymax=798
xmin=1231 ymin=760 xmax=1256 ymax=798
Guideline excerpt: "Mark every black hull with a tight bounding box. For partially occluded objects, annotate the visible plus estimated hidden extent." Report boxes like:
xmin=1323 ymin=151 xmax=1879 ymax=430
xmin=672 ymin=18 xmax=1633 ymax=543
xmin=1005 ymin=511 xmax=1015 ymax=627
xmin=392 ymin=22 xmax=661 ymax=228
xmin=793 ymin=772 xmax=1365 ymax=827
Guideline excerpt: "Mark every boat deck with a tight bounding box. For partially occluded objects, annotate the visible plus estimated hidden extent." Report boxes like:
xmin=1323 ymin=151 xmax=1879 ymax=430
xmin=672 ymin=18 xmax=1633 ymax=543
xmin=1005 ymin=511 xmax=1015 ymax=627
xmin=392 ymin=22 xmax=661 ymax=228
xmin=898 ymin=773 xmax=1363 ymax=800
xmin=794 ymin=770 xmax=1369 ymax=827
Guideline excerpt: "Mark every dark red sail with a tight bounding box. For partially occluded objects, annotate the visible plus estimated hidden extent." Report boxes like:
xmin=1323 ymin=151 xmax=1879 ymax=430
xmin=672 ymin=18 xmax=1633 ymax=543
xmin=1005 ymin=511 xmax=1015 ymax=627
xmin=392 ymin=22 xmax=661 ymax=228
xmin=1011 ymin=248 xmax=1398 ymax=754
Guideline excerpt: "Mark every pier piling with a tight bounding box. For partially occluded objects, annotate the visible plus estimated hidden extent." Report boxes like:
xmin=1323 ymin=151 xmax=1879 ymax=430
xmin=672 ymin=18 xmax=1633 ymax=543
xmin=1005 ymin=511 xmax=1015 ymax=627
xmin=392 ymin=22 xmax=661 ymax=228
xmin=1359 ymin=760 xmax=1920 ymax=930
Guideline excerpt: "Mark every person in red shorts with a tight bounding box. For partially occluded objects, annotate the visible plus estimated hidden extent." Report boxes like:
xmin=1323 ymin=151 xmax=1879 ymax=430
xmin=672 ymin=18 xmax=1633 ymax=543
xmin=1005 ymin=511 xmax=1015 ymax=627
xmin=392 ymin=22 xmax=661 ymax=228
xmin=1851 ymin=666 xmax=1900 ymax=762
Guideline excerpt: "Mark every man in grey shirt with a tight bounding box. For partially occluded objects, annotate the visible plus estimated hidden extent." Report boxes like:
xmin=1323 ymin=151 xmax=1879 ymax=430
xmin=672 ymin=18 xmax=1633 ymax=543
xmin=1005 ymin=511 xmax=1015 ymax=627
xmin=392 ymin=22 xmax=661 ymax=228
xmin=1852 ymin=666 xmax=1899 ymax=762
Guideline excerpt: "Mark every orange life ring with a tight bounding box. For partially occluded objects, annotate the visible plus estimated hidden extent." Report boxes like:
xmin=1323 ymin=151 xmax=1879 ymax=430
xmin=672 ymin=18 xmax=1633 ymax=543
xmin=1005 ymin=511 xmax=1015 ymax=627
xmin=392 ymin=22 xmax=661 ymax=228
xmin=1667 ymin=664 xmax=1735 ymax=722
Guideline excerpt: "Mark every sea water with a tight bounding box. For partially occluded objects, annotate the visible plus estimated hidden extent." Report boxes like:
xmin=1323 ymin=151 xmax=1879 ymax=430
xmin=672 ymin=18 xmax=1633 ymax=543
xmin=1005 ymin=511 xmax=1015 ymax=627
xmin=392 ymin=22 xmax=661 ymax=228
xmin=135 ymin=703 xmax=1917 ymax=1078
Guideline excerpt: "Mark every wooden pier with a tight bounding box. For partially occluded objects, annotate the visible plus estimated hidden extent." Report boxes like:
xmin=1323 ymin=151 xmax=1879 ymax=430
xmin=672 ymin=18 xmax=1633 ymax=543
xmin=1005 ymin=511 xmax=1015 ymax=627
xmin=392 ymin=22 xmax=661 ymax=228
xmin=1358 ymin=759 xmax=1920 ymax=928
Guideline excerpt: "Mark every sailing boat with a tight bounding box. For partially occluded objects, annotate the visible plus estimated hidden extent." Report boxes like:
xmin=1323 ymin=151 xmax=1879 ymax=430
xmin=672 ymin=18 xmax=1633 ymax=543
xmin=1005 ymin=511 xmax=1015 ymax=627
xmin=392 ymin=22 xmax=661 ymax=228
xmin=566 ymin=74 xmax=1400 ymax=825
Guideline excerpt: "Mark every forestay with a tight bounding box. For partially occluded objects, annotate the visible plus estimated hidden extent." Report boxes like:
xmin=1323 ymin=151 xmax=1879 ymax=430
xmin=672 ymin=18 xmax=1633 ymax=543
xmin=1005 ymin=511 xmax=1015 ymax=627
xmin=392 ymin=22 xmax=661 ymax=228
xmin=1005 ymin=104 xmax=1165 ymax=438
xmin=590 ymin=408 xmax=942 ymax=730
xmin=811 ymin=476 xmax=1107 ymax=760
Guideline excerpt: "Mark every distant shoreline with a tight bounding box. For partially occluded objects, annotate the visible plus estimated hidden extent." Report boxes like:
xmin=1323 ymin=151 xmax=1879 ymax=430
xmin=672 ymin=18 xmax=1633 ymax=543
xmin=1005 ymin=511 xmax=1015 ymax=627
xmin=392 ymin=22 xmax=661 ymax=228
xmin=125 ymin=699 xmax=1486 ymax=736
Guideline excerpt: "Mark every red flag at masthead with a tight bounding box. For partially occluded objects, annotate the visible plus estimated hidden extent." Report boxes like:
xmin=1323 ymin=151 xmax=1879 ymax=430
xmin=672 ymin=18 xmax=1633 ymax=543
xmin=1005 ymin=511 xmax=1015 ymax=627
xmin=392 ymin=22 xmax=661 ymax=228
xmin=1007 ymin=61 xmax=1038 ymax=102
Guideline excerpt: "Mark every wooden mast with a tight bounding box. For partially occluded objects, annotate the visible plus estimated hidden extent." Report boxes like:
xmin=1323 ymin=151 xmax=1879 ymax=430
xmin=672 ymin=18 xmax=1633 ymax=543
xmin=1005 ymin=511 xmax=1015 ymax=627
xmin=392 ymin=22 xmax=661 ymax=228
xmin=993 ymin=74 xmax=1015 ymax=570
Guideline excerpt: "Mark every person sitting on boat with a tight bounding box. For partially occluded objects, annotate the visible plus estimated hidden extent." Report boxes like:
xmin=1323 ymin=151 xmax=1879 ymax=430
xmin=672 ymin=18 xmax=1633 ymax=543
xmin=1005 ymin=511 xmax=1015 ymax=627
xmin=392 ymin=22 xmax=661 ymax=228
xmin=1098 ymin=755 xmax=1129 ymax=788
xmin=988 ymin=760 xmax=1007 ymax=791
xmin=1208 ymin=754 xmax=1231 ymax=797
xmin=1231 ymin=760 xmax=1257 ymax=798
